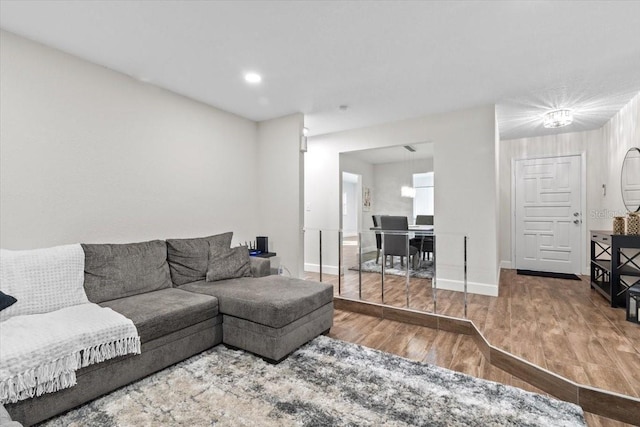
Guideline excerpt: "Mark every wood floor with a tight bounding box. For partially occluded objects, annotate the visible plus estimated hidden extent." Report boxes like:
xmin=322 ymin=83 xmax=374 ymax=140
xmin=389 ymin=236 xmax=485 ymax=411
xmin=304 ymin=242 xmax=640 ymax=427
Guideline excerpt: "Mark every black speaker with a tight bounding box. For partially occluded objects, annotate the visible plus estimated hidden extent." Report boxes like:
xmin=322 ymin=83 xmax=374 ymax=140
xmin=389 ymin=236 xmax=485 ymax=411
xmin=257 ymin=236 xmax=268 ymax=253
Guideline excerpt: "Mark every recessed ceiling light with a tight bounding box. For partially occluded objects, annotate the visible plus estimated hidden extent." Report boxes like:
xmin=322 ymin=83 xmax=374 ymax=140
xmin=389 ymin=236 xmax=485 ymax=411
xmin=543 ymin=109 xmax=573 ymax=128
xmin=244 ymin=72 xmax=262 ymax=84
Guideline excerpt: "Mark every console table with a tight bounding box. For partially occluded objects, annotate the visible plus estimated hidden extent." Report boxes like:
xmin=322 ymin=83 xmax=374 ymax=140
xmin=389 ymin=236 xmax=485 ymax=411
xmin=590 ymin=231 xmax=640 ymax=307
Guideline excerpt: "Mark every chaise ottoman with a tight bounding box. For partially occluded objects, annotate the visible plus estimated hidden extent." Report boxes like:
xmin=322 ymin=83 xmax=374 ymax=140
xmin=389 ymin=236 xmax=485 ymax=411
xmin=179 ymin=275 xmax=334 ymax=362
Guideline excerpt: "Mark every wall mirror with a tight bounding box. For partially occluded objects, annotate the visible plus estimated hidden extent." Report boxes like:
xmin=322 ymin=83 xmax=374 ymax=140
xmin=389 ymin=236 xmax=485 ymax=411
xmin=621 ymin=147 xmax=640 ymax=212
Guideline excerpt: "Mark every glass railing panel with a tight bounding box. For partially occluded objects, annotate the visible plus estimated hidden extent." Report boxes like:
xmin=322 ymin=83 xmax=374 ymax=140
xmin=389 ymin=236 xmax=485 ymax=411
xmin=430 ymin=232 xmax=468 ymax=318
xmin=374 ymin=229 xmax=432 ymax=312
xmin=303 ymin=228 xmax=471 ymax=319
xmin=342 ymin=229 xmax=383 ymax=303
xmin=302 ymin=228 xmax=340 ymax=293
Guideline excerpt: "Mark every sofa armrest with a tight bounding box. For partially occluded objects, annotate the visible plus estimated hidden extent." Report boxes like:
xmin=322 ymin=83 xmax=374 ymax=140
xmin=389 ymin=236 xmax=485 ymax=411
xmin=1 ymin=405 xmax=23 ymax=427
xmin=250 ymin=257 xmax=270 ymax=277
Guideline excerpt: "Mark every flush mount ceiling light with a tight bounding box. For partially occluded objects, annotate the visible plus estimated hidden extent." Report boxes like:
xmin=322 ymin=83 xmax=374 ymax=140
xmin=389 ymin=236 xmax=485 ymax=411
xmin=244 ymin=72 xmax=262 ymax=84
xmin=543 ymin=109 xmax=573 ymax=128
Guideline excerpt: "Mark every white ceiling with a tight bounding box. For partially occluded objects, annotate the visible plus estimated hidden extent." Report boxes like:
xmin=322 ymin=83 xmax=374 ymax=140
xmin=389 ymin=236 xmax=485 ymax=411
xmin=1 ymin=1 xmax=639 ymax=139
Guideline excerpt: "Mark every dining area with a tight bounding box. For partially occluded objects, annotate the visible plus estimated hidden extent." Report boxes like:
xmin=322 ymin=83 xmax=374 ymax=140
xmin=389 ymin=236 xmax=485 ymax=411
xmin=371 ymin=214 xmax=434 ymax=270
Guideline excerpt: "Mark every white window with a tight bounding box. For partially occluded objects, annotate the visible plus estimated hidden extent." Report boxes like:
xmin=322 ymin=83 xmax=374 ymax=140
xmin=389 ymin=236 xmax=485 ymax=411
xmin=413 ymin=172 xmax=434 ymax=221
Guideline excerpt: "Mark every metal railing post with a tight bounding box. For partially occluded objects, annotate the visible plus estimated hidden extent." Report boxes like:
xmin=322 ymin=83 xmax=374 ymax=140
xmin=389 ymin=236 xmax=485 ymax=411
xmin=319 ymin=230 xmax=322 ymax=283
xmin=432 ymin=234 xmax=437 ymax=314
xmin=464 ymin=235 xmax=468 ymax=319
xmin=405 ymin=231 xmax=410 ymax=308
xmin=381 ymin=231 xmax=385 ymax=304
xmin=358 ymin=231 xmax=362 ymax=300
xmin=338 ymin=230 xmax=342 ymax=295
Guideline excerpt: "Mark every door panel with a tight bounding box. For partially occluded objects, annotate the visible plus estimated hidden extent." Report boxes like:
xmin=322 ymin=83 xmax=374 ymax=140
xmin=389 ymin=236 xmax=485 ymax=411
xmin=515 ymin=156 xmax=582 ymax=274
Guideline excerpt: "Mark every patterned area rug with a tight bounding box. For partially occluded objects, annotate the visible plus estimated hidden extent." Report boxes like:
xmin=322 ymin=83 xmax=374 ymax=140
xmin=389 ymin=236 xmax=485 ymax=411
xmin=349 ymin=259 xmax=434 ymax=279
xmin=40 ymin=336 xmax=586 ymax=427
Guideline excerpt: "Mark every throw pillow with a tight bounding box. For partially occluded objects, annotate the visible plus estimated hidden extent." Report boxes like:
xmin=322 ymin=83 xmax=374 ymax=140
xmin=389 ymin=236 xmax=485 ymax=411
xmin=166 ymin=232 xmax=233 ymax=285
xmin=206 ymin=245 xmax=252 ymax=282
xmin=0 ymin=291 xmax=17 ymax=312
xmin=0 ymin=244 xmax=89 ymax=322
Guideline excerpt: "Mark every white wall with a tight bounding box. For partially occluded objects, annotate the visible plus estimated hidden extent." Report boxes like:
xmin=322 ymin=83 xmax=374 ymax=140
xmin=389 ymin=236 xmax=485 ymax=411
xmin=433 ymin=106 xmax=499 ymax=296
xmin=305 ymin=105 xmax=500 ymax=296
xmin=499 ymin=91 xmax=640 ymax=273
xmin=373 ymin=158 xmax=433 ymax=221
xmin=257 ymin=113 xmax=305 ymax=277
xmin=0 ymin=30 xmax=261 ymax=249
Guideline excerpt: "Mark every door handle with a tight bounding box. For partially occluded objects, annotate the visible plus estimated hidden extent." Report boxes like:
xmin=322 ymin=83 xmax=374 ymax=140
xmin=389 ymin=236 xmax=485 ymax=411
xmin=573 ymin=212 xmax=580 ymax=217
xmin=573 ymin=219 xmax=580 ymax=224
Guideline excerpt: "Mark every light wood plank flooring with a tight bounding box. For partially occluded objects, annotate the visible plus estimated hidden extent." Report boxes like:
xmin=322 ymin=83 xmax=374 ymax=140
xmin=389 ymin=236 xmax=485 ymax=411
xmin=304 ymin=240 xmax=640 ymax=427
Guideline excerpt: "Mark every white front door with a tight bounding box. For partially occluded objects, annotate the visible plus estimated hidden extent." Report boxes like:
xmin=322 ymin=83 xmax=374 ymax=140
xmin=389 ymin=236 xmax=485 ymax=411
xmin=514 ymin=156 xmax=582 ymax=274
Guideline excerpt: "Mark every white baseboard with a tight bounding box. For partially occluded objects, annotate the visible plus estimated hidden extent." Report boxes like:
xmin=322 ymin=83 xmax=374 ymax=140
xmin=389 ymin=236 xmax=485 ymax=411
xmin=304 ymin=263 xmax=344 ymax=275
xmin=500 ymin=260 xmax=512 ymax=269
xmin=435 ymin=278 xmax=499 ymax=297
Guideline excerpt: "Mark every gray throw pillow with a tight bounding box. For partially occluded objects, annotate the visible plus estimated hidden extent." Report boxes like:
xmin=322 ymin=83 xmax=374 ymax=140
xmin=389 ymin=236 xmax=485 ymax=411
xmin=82 ymin=240 xmax=173 ymax=303
xmin=167 ymin=232 xmax=233 ymax=285
xmin=206 ymin=245 xmax=252 ymax=282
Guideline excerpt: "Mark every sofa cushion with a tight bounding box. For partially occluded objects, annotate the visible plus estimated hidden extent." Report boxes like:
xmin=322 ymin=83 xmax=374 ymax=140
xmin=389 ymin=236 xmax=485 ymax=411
xmin=82 ymin=240 xmax=172 ymax=303
xmin=99 ymin=288 xmax=218 ymax=343
xmin=166 ymin=232 xmax=233 ymax=286
xmin=179 ymin=276 xmax=333 ymax=329
xmin=206 ymin=246 xmax=251 ymax=282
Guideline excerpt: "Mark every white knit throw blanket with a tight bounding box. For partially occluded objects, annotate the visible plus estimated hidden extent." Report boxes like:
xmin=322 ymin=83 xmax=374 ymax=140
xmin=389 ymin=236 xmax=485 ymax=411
xmin=0 ymin=303 xmax=140 ymax=404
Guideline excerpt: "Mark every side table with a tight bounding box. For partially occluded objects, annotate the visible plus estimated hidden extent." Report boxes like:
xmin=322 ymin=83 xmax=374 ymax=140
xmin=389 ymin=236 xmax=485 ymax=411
xmin=249 ymin=251 xmax=279 ymax=275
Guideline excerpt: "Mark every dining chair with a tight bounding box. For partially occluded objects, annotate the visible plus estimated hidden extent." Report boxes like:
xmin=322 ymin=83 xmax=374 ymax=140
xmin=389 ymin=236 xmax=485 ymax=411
xmin=372 ymin=215 xmax=383 ymax=264
xmin=416 ymin=215 xmax=434 ymax=225
xmin=380 ymin=216 xmax=419 ymax=269
xmin=411 ymin=215 xmax=434 ymax=260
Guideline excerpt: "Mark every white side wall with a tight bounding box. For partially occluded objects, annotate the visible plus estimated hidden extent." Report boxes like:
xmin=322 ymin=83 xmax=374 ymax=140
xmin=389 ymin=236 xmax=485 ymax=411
xmin=0 ymin=30 xmax=260 ymax=248
xmin=499 ymin=92 xmax=640 ymax=273
xmin=257 ymin=114 xmax=305 ymax=278
xmin=433 ymin=106 xmax=499 ymax=296
xmin=602 ymin=92 xmax=640 ymax=219
xmin=305 ymin=105 xmax=500 ymax=296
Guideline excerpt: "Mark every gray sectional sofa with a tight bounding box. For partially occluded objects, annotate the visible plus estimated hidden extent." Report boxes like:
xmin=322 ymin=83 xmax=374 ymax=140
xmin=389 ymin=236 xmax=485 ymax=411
xmin=4 ymin=235 xmax=333 ymax=426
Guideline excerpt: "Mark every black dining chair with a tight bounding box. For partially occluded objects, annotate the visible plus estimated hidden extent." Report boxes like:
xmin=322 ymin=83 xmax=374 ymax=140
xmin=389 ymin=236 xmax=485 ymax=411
xmin=372 ymin=215 xmax=383 ymax=264
xmin=410 ymin=215 xmax=434 ymax=261
xmin=416 ymin=215 xmax=434 ymax=226
xmin=380 ymin=216 xmax=419 ymax=269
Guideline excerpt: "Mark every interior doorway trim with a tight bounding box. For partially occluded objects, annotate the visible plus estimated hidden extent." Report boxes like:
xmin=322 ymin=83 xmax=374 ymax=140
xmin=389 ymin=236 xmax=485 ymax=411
xmin=510 ymin=153 xmax=587 ymax=275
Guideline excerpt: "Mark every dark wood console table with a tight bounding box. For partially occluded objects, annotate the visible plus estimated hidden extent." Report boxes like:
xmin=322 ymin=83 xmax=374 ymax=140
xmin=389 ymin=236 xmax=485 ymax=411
xmin=590 ymin=230 xmax=640 ymax=307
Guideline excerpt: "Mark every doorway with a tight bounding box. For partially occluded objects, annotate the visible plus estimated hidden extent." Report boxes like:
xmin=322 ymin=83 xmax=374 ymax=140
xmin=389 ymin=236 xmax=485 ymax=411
xmin=513 ymin=155 xmax=583 ymax=275
xmin=342 ymin=172 xmax=361 ymax=238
